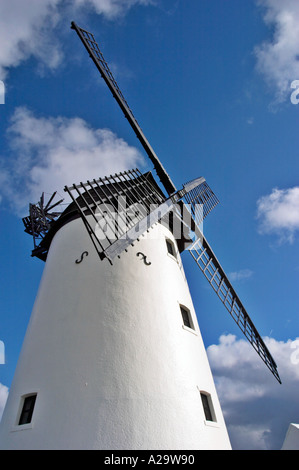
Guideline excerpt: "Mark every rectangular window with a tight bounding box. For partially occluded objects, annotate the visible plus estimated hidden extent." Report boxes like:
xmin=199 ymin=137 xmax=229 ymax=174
xmin=166 ymin=239 xmax=175 ymax=257
xmin=180 ymin=306 xmax=193 ymax=329
xmin=200 ymin=392 xmax=214 ymax=422
xmin=18 ymin=394 xmax=37 ymax=425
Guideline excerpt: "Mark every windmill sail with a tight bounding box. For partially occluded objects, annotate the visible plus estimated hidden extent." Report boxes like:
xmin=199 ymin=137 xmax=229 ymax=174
xmin=69 ymin=22 xmax=281 ymax=383
xmin=71 ymin=21 xmax=176 ymax=197
xmin=188 ymin=237 xmax=281 ymax=383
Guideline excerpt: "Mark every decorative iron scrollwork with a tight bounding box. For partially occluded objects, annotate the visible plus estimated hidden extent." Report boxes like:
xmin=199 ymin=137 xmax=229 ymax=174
xmin=136 ymin=252 xmax=151 ymax=266
xmin=75 ymin=251 xmax=89 ymax=264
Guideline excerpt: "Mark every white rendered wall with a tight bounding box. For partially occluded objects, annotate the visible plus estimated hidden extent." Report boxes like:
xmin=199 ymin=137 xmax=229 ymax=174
xmin=281 ymin=424 xmax=299 ymax=450
xmin=0 ymin=217 xmax=231 ymax=450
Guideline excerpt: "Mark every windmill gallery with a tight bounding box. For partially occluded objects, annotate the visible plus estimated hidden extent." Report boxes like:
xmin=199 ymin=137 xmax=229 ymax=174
xmin=0 ymin=22 xmax=281 ymax=450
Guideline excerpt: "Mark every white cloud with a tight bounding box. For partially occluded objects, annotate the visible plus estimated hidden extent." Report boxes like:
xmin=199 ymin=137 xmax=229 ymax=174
xmin=255 ymin=0 xmax=299 ymax=103
xmin=0 ymin=0 xmax=153 ymax=79
xmin=0 ymin=107 xmax=144 ymax=215
xmin=0 ymin=0 xmax=62 ymax=79
xmin=228 ymin=269 xmax=253 ymax=283
xmin=207 ymin=334 xmax=299 ymax=449
xmin=256 ymin=187 xmax=299 ymax=243
xmin=0 ymin=383 xmax=9 ymax=421
xmin=73 ymin=0 xmax=153 ymax=19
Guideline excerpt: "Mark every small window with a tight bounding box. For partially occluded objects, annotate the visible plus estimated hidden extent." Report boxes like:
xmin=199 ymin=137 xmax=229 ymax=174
xmin=200 ymin=392 xmax=214 ymax=422
xmin=180 ymin=305 xmax=194 ymax=329
xmin=166 ymin=239 xmax=175 ymax=257
xmin=18 ymin=394 xmax=37 ymax=425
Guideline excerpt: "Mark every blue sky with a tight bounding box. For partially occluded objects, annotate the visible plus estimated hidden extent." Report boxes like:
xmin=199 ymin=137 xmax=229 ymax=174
xmin=0 ymin=0 xmax=299 ymax=450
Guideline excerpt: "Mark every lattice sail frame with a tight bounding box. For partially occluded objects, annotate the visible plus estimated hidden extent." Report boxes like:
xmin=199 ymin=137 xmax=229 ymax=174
xmin=71 ymin=21 xmax=176 ymax=196
xmin=189 ymin=237 xmax=281 ymax=383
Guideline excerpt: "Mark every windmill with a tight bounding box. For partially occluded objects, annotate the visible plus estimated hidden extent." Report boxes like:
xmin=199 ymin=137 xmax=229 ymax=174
xmin=0 ymin=23 xmax=280 ymax=451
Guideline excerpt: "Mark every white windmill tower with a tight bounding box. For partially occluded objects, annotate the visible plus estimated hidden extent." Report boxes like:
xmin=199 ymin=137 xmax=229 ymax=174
xmin=0 ymin=23 xmax=281 ymax=451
